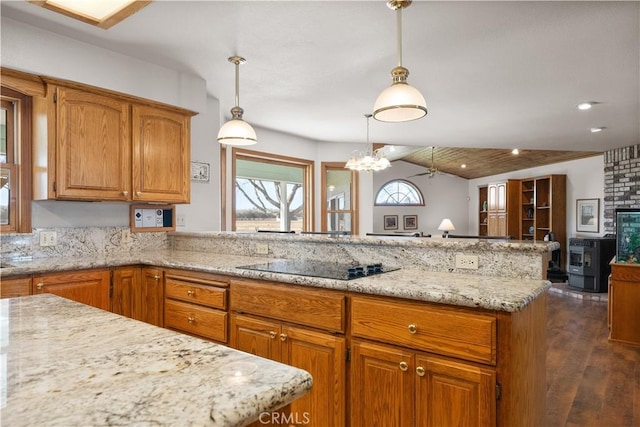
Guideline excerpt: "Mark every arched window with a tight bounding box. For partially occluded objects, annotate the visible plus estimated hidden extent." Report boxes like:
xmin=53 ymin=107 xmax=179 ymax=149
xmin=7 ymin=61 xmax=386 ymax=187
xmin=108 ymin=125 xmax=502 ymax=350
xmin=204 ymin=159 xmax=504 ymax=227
xmin=375 ymin=179 xmax=424 ymax=206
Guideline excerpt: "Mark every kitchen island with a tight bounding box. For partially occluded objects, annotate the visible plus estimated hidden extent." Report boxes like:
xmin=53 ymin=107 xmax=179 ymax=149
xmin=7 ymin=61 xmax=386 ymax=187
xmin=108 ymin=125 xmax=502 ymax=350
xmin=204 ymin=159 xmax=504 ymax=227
xmin=0 ymin=293 xmax=312 ymax=427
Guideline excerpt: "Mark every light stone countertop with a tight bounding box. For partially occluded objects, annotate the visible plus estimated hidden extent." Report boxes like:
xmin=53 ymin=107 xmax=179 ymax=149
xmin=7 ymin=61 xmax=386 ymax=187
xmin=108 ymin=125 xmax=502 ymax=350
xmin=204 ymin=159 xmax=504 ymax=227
xmin=0 ymin=249 xmax=550 ymax=312
xmin=1 ymin=293 xmax=313 ymax=427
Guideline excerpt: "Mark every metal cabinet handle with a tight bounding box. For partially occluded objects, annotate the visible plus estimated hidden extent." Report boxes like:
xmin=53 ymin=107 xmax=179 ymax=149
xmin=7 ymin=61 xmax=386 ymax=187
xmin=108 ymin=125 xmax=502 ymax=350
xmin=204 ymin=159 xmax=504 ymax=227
xmin=36 ymin=282 xmax=44 ymax=290
xmin=399 ymin=361 xmax=409 ymax=372
xmin=187 ymin=316 xmax=195 ymax=324
xmin=136 ymin=191 xmax=142 ymax=197
xmin=269 ymin=331 xmax=277 ymax=339
xmin=187 ymin=290 xmax=195 ymax=297
xmin=153 ymin=275 xmax=160 ymax=280
xmin=280 ymin=333 xmax=287 ymax=341
xmin=416 ymin=366 xmax=426 ymax=377
xmin=408 ymin=324 xmax=418 ymax=334
xmin=122 ymin=191 xmax=129 ymax=196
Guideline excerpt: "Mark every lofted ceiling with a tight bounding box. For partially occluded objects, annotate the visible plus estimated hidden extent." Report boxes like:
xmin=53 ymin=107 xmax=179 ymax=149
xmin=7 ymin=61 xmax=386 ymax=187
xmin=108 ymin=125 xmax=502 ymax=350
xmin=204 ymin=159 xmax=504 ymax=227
xmin=1 ymin=1 xmax=638 ymax=179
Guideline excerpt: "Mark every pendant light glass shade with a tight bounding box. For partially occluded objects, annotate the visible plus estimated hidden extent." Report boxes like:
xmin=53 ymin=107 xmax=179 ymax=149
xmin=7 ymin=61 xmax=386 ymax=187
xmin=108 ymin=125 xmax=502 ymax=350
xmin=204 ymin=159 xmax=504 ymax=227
xmin=373 ymin=0 xmax=427 ymax=122
xmin=217 ymin=56 xmax=257 ymax=146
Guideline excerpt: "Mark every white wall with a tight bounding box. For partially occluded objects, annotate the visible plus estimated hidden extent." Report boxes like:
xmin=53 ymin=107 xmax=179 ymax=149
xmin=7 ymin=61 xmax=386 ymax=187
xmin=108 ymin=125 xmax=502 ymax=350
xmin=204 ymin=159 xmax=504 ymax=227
xmin=467 ymin=155 xmax=606 ymax=241
xmin=373 ymin=161 xmax=470 ymax=236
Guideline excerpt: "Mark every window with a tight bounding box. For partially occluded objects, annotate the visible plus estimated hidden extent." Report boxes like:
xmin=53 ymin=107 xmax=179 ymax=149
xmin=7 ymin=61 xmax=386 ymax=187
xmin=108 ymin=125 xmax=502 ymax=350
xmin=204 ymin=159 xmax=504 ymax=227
xmin=375 ymin=179 xmax=424 ymax=206
xmin=232 ymin=149 xmax=313 ymax=232
xmin=321 ymin=163 xmax=358 ymax=234
xmin=1 ymin=86 xmax=32 ymax=233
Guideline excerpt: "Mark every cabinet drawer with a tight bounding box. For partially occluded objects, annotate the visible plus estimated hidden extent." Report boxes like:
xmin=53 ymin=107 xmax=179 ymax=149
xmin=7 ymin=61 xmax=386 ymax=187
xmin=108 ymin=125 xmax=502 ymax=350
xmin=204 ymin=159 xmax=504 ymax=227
xmin=351 ymin=296 xmax=496 ymax=365
xmin=164 ymin=299 xmax=227 ymax=343
xmin=165 ymin=277 xmax=227 ymax=309
xmin=230 ymin=280 xmax=346 ymax=333
xmin=1 ymin=277 xmax=32 ymax=299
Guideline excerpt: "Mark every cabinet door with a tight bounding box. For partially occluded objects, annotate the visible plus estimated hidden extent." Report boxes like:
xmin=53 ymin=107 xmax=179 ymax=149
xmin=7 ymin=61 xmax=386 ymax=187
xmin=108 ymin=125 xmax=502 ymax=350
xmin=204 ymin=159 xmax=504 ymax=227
xmin=496 ymin=183 xmax=507 ymax=212
xmin=131 ymin=105 xmax=190 ymax=203
xmin=351 ymin=340 xmax=414 ymax=427
xmin=33 ymin=269 xmax=110 ymax=310
xmin=112 ymin=266 xmax=140 ymax=318
xmin=55 ymin=86 xmax=131 ymax=200
xmin=139 ymin=267 xmax=164 ymax=326
xmin=487 ymin=184 xmax=498 ymax=212
xmin=282 ymin=325 xmax=346 ymax=427
xmin=231 ymin=314 xmax=282 ymax=361
xmin=416 ymin=354 xmax=496 ymax=427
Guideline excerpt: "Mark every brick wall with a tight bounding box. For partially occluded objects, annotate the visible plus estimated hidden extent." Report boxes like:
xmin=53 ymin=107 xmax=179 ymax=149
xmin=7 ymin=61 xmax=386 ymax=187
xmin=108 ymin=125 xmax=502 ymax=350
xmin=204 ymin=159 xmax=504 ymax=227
xmin=604 ymin=144 xmax=640 ymax=233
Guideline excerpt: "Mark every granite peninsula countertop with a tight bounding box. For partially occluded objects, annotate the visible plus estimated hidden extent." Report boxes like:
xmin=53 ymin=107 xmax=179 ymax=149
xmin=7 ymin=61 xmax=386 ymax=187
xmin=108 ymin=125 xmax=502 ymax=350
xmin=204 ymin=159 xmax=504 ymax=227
xmin=0 ymin=249 xmax=550 ymax=312
xmin=1 ymin=293 xmax=312 ymax=427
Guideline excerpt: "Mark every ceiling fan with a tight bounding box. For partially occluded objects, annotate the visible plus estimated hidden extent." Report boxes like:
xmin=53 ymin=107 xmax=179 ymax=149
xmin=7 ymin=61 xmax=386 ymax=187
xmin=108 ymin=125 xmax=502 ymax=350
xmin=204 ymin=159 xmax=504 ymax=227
xmin=408 ymin=146 xmax=442 ymax=178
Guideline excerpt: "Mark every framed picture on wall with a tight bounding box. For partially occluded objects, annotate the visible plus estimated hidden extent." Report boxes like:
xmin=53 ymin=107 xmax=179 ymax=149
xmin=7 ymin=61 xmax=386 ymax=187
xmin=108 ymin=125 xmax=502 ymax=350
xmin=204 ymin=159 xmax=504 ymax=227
xmin=403 ymin=215 xmax=418 ymax=230
xmin=576 ymin=198 xmax=599 ymax=232
xmin=384 ymin=215 xmax=398 ymax=230
xmin=191 ymin=161 xmax=210 ymax=183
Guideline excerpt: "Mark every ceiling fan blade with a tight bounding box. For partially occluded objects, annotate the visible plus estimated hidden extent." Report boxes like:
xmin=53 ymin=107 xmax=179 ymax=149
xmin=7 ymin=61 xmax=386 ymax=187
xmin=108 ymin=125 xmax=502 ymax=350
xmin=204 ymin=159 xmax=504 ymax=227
xmin=407 ymin=172 xmax=430 ymax=178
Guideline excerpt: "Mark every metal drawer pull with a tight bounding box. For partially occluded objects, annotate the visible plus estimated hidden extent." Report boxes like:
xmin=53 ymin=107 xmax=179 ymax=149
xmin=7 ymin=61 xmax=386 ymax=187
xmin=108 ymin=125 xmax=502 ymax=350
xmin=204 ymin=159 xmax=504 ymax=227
xmin=280 ymin=333 xmax=287 ymax=341
xmin=416 ymin=366 xmax=426 ymax=377
xmin=269 ymin=331 xmax=277 ymax=339
xmin=408 ymin=324 xmax=418 ymax=334
xmin=36 ymin=282 xmax=44 ymax=290
xmin=187 ymin=316 xmax=195 ymax=324
xmin=399 ymin=361 xmax=408 ymax=372
xmin=136 ymin=191 xmax=142 ymax=197
xmin=187 ymin=290 xmax=195 ymax=297
xmin=153 ymin=275 xmax=160 ymax=280
xmin=122 ymin=191 xmax=129 ymax=196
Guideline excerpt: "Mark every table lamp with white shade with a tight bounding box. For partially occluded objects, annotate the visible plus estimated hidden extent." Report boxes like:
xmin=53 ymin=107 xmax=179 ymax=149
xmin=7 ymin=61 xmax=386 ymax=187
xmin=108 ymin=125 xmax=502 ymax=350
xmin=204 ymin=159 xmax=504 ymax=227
xmin=438 ymin=218 xmax=455 ymax=238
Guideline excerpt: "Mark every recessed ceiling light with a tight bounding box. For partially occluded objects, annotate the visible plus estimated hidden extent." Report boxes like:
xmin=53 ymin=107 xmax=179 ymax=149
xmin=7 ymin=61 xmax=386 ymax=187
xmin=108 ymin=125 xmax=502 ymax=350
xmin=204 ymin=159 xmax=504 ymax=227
xmin=461 ymin=164 xmax=467 ymax=168
xmin=577 ymin=101 xmax=599 ymax=110
xmin=590 ymin=127 xmax=606 ymax=133
xmin=512 ymin=149 xmax=519 ymax=155
xmin=27 ymin=0 xmax=151 ymax=29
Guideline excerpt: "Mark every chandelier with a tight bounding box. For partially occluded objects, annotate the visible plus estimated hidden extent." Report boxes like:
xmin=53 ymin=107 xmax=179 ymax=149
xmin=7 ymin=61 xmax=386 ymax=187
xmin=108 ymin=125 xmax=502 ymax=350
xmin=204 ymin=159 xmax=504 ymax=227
xmin=345 ymin=114 xmax=391 ymax=172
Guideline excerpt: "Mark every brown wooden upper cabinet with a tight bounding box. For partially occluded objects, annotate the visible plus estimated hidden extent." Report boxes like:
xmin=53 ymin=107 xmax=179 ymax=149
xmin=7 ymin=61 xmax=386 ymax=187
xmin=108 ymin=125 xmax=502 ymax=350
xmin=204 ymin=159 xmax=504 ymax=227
xmin=33 ymin=78 xmax=195 ymax=203
xmin=486 ymin=180 xmax=519 ymax=237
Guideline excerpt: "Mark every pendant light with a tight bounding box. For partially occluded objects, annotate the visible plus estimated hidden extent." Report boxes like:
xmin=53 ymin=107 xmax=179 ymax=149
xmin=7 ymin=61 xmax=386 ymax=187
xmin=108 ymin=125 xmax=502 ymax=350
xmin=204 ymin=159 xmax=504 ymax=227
xmin=217 ymin=56 xmax=257 ymax=146
xmin=345 ymin=114 xmax=391 ymax=172
xmin=373 ymin=0 xmax=427 ymax=122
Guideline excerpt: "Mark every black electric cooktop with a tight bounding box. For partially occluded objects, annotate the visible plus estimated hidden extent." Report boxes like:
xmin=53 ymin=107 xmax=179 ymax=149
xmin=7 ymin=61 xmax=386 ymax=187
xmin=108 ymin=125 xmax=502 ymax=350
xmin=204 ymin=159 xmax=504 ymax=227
xmin=237 ymin=259 xmax=400 ymax=281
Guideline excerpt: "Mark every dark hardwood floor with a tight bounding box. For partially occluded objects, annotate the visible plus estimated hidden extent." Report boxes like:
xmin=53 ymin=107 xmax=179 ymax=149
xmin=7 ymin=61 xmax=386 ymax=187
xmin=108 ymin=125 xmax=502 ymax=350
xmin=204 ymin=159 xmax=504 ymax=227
xmin=546 ymin=291 xmax=640 ymax=426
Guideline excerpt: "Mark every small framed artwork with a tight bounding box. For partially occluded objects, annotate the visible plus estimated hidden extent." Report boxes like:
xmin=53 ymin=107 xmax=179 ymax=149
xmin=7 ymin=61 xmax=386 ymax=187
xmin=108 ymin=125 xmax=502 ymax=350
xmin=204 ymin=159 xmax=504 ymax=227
xmin=191 ymin=161 xmax=210 ymax=183
xmin=576 ymin=198 xmax=599 ymax=233
xmin=403 ymin=215 xmax=418 ymax=230
xmin=384 ymin=215 xmax=398 ymax=230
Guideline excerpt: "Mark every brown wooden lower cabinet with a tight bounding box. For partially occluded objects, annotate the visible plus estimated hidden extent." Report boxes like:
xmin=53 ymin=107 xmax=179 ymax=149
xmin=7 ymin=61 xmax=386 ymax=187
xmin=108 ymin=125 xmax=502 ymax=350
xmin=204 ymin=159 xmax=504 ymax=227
xmin=112 ymin=266 xmax=164 ymax=326
xmin=351 ymin=340 xmax=496 ymax=427
xmin=231 ymin=313 xmax=346 ymax=427
xmin=32 ymin=269 xmax=110 ymax=310
xmin=609 ymin=263 xmax=640 ymax=346
xmin=1 ymin=276 xmax=32 ymax=298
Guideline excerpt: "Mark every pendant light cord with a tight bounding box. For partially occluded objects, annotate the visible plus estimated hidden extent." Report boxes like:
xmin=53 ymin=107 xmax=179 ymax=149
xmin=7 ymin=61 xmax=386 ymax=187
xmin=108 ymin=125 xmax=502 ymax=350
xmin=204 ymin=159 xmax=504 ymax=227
xmin=234 ymin=60 xmax=240 ymax=108
xmin=396 ymin=6 xmax=403 ymax=67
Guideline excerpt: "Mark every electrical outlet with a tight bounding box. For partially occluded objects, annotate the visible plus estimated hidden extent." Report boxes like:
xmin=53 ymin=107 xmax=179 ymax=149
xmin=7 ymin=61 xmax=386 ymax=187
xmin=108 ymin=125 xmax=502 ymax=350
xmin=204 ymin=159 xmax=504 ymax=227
xmin=176 ymin=214 xmax=186 ymax=227
xmin=455 ymin=254 xmax=479 ymax=270
xmin=255 ymin=243 xmax=269 ymax=255
xmin=39 ymin=231 xmax=57 ymax=247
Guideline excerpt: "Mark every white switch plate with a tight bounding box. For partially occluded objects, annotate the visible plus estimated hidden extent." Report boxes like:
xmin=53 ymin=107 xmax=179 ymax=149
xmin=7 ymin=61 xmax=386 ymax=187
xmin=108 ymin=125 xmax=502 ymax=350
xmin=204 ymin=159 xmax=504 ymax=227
xmin=176 ymin=214 xmax=186 ymax=227
xmin=255 ymin=243 xmax=269 ymax=255
xmin=455 ymin=254 xmax=479 ymax=269
xmin=39 ymin=231 xmax=57 ymax=247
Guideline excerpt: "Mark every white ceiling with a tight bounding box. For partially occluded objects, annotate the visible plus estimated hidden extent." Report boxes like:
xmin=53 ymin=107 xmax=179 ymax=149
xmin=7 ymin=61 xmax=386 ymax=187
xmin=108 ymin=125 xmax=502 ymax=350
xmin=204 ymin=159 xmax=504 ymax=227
xmin=2 ymin=1 xmax=639 ymax=153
